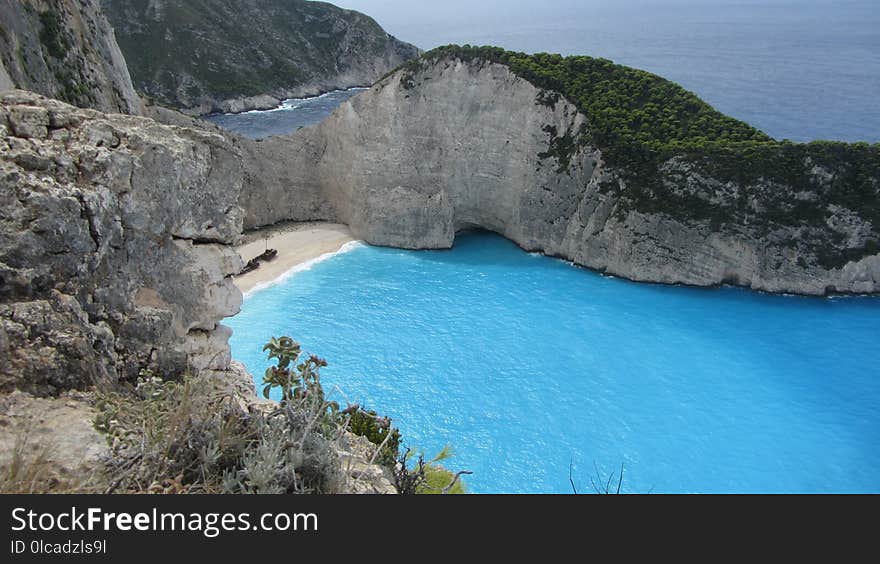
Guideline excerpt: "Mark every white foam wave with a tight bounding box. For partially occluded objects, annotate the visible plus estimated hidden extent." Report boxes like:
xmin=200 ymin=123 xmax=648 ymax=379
xmin=235 ymin=87 xmax=370 ymax=116
xmin=243 ymin=240 xmax=365 ymax=298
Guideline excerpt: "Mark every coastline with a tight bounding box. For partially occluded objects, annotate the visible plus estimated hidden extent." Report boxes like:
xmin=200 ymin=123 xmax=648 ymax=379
xmin=234 ymin=222 xmax=357 ymax=294
xmin=210 ymin=87 xmax=370 ymax=117
xmin=190 ymin=85 xmax=374 ymax=117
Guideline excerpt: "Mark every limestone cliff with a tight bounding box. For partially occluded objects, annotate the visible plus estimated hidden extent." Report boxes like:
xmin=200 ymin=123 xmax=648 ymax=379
xmin=0 ymin=0 xmax=142 ymax=114
xmin=102 ymin=0 xmax=419 ymax=115
xmin=242 ymin=53 xmax=880 ymax=296
xmin=0 ymin=90 xmax=243 ymax=395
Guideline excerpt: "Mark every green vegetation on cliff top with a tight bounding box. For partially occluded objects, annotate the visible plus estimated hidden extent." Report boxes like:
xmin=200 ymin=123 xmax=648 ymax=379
xmin=406 ymin=46 xmax=880 ymax=155
xmin=397 ymin=46 xmax=880 ymax=268
xmin=409 ymin=45 xmax=772 ymax=152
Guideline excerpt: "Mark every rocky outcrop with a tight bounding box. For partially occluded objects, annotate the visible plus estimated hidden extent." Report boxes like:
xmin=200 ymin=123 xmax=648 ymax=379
xmin=139 ymin=101 xmax=337 ymax=227
xmin=0 ymin=90 xmax=243 ymax=395
xmin=102 ymin=0 xmax=419 ymax=115
xmin=241 ymin=56 xmax=880 ymax=295
xmin=0 ymin=0 xmax=141 ymax=115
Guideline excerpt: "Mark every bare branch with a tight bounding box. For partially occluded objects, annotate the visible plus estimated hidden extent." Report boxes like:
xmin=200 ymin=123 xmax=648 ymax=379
xmin=368 ymin=425 xmax=395 ymax=466
xmin=617 ymin=462 xmax=625 ymax=495
xmin=441 ymin=470 xmax=474 ymax=494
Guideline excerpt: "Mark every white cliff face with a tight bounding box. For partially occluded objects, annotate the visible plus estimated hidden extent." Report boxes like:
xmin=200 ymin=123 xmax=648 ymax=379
xmin=242 ymin=57 xmax=879 ymax=296
xmin=238 ymin=134 xmax=337 ymax=229
xmin=316 ymin=60 xmax=597 ymax=252
xmin=0 ymin=91 xmax=243 ymax=395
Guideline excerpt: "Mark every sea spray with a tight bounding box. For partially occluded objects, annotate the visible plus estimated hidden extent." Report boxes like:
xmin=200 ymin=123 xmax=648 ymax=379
xmin=210 ymin=88 xmax=369 ymax=136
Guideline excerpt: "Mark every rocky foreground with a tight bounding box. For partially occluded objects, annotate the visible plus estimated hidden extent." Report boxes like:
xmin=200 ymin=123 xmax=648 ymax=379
xmin=0 ymin=91 xmax=394 ymax=493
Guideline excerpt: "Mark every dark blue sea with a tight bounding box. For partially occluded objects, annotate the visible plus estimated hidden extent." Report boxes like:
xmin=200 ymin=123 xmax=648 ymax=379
xmin=330 ymin=0 xmax=879 ymax=142
xmin=204 ymin=88 xmax=365 ymax=139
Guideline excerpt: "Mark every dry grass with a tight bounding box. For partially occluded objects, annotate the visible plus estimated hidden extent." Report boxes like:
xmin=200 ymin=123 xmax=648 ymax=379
xmin=94 ymin=374 xmax=346 ymax=494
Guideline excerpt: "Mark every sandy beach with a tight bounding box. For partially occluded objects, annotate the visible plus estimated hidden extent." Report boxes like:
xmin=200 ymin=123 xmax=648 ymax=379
xmin=233 ymin=222 xmax=355 ymax=294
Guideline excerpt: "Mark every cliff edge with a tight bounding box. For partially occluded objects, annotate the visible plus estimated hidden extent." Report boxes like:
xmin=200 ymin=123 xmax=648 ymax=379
xmin=0 ymin=90 xmax=243 ymax=394
xmin=0 ymin=91 xmax=396 ymax=494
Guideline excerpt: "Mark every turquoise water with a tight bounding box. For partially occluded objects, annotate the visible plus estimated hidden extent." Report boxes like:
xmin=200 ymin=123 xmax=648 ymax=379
xmin=227 ymin=232 xmax=880 ymax=493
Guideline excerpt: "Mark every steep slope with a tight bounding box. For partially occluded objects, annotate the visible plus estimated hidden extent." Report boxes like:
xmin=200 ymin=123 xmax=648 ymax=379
xmin=0 ymin=90 xmax=243 ymax=394
xmin=0 ymin=59 xmax=13 ymax=91
xmin=102 ymin=0 xmax=420 ymax=114
xmin=241 ymin=47 xmax=880 ymax=295
xmin=0 ymin=0 xmax=141 ymax=114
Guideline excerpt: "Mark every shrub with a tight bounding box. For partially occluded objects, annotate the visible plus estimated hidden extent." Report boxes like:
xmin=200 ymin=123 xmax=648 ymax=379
xmin=394 ymin=445 xmax=470 ymax=495
xmin=94 ymin=336 xmax=471 ymax=494
xmin=95 ymin=368 xmax=344 ymax=494
xmin=345 ymin=407 xmax=401 ymax=467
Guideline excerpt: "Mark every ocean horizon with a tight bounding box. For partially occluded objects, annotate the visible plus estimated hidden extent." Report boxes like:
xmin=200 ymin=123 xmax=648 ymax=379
xmin=332 ymin=0 xmax=880 ymax=143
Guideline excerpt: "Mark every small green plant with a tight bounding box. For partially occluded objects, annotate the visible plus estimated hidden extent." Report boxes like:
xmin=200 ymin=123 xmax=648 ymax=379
xmin=262 ymin=337 xmax=405 ymax=467
xmin=394 ymin=445 xmax=471 ymax=495
xmin=262 ymin=336 xmax=302 ymax=400
xmin=261 ymin=336 xmax=341 ymax=443
xmin=344 ymin=406 xmax=401 ymax=467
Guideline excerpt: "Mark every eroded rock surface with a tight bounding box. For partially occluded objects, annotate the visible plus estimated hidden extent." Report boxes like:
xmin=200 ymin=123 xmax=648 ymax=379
xmin=0 ymin=90 xmax=243 ymax=395
xmin=0 ymin=390 xmax=108 ymax=492
xmin=0 ymin=91 xmax=397 ymax=493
